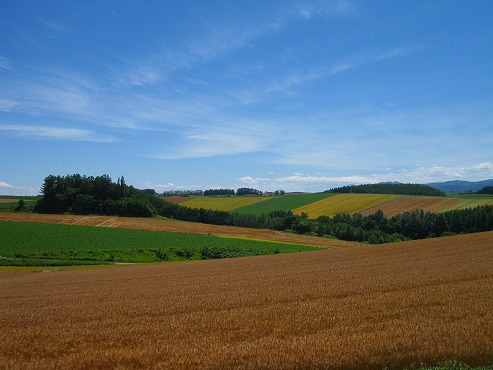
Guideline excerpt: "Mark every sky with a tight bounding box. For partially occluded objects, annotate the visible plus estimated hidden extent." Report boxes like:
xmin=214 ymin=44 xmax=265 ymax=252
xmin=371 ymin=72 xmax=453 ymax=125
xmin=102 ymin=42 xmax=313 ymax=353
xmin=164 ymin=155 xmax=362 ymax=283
xmin=1 ymin=0 xmax=492 ymax=195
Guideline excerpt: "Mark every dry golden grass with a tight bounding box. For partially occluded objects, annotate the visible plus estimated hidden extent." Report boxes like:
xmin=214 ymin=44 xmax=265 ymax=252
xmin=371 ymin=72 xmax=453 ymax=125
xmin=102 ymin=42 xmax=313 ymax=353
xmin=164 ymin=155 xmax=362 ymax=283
xmin=1 ymin=231 xmax=492 ymax=369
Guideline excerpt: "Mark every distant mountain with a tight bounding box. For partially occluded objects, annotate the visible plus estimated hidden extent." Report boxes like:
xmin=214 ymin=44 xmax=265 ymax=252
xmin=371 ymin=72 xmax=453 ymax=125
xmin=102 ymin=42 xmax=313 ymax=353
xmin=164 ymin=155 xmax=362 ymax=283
xmin=427 ymin=179 xmax=493 ymax=193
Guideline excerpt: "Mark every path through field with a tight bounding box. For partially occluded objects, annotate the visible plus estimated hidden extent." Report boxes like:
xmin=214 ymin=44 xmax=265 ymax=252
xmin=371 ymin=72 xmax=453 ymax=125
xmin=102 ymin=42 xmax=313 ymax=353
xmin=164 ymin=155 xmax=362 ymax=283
xmin=1 ymin=228 xmax=492 ymax=369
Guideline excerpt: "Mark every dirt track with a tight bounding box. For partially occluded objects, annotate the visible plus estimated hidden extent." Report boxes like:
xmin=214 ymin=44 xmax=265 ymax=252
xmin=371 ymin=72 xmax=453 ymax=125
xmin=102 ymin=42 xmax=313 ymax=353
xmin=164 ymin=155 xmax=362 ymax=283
xmin=0 ymin=212 xmax=358 ymax=249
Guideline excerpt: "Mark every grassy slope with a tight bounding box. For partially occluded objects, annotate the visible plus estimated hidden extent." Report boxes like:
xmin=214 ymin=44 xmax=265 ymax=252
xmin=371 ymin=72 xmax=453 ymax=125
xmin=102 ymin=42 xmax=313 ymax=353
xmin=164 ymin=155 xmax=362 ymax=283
xmin=233 ymin=193 xmax=335 ymax=215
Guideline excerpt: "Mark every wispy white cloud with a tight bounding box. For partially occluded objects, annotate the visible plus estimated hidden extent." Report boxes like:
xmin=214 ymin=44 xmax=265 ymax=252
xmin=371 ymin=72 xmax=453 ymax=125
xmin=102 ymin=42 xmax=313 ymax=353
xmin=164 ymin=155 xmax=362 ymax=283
xmin=152 ymin=122 xmax=279 ymax=159
xmin=0 ymin=124 xmax=117 ymax=142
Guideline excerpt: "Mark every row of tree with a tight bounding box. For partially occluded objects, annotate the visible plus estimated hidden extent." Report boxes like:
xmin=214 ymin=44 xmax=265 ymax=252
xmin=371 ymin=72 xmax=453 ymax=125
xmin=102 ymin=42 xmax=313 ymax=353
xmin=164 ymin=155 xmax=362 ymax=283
xmin=326 ymin=183 xmax=446 ymax=196
xmin=32 ymin=174 xmax=493 ymax=244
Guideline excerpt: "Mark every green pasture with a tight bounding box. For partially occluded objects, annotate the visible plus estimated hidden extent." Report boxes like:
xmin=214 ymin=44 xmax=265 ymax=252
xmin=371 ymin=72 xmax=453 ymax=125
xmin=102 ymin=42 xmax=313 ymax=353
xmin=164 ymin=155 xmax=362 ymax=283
xmin=0 ymin=221 xmax=316 ymax=266
xmin=234 ymin=193 xmax=335 ymax=215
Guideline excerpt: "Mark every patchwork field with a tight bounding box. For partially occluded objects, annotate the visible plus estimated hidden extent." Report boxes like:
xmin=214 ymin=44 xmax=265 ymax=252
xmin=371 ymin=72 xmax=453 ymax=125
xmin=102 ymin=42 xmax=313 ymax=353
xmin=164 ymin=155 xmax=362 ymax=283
xmin=1 ymin=231 xmax=492 ymax=369
xmin=292 ymin=193 xmax=402 ymax=218
xmin=361 ymin=195 xmax=493 ymax=217
xmin=234 ymin=192 xmax=335 ymax=215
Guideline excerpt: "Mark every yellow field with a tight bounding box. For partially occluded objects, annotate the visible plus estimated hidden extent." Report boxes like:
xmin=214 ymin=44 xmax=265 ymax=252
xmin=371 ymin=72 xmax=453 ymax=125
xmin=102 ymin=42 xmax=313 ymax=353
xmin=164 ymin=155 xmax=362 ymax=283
xmin=293 ymin=193 xmax=402 ymax=218
xmin=179 ymin=196 xmax=271 ymax=211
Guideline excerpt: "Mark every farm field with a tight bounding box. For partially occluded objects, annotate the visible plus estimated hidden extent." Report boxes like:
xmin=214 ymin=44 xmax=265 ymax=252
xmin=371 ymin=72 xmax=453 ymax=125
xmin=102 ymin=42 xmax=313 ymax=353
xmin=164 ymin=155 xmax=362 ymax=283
xmin=292 ymin=193 xmax=402 ymax=218
xmin=234 ymin=192 xmax=335 ymax=215
xmin=156 ymin=193 xmax=493 ymax=218
xmin=1 ymin=231 xmax=492 ymax=369
xmin=0 ymin=212 xmax=358 ymax=249
xmin=177 ymin=195 xmax=272 ymax=211
xmin=0 ymin=221 xmax=318 ymax=266
xmin=361 ymin=195 xmax=493 ymax=217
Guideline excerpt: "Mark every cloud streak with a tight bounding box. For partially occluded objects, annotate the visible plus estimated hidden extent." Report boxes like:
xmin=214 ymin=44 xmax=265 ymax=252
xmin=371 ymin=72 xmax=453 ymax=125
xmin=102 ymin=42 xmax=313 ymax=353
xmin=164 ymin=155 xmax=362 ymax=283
xmin=0 ymin=124 xmax=117 ymax=142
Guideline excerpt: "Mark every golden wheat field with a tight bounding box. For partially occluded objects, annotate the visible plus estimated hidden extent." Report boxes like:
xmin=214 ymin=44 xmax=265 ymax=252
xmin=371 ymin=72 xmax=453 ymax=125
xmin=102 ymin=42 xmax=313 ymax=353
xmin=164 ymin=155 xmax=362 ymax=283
xmin=1 ymin=229 xmax=492 ymax=369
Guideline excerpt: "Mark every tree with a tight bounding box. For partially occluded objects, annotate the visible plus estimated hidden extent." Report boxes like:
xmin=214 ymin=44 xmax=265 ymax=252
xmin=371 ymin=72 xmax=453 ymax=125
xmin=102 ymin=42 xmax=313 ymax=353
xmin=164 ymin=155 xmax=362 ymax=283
xmin=15 ymin=199 xmax=25 ymax=212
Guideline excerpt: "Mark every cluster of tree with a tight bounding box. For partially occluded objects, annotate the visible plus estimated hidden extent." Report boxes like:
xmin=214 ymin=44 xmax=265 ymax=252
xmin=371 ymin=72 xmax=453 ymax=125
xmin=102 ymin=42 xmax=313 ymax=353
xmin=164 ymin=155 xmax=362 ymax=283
xmin=236 ymin=187 xmax=263 ymax=196
xmin=33 ymin=174 xmax=160 ymax=217
xmin=32 ymin=174 xmax=493 ymax=245
xmin=162 ymin=190 xmax=204 ymax=197
xmin=325 ymin=183 xmax=446 ymax=196
xmin=203 ymin=188 xmax=263 ymax=196
xmin=203 ymin=189 xmax=235 ymax=196
xmin=478 ymin=186 xmax=493 ymax=194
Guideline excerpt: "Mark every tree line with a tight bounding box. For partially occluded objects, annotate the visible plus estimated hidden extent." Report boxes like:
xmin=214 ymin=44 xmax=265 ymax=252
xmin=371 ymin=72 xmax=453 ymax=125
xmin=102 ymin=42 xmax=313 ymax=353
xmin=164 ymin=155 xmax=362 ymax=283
xmin=326 ymin=183 xmax=446 ymax=196
xmin=32 ymin=174 xmax=493 ymax=245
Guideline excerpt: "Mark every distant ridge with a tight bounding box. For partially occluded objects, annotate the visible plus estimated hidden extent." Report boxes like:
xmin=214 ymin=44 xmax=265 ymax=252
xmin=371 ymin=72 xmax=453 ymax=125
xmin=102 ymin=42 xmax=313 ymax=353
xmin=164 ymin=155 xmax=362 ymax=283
xmin=427 ymin=179 xmax=493 ymax=193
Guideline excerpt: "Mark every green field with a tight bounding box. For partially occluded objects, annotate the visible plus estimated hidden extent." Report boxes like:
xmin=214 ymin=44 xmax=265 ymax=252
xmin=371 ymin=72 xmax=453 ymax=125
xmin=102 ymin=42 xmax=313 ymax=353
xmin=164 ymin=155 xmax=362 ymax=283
xmin=0 ymin=221 xmax=316 ymax=266
xmin=232 ymin=193 xmax=336 ymax=215
xmin=179 ymin=196 xmax=271 ymax=211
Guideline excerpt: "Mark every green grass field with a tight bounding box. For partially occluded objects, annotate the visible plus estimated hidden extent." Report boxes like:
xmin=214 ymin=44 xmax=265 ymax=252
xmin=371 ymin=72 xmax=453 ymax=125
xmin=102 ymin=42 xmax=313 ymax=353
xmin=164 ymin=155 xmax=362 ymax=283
xmin=233 ymin=193 xmax=335 ymax=215
xmin=0 ymin=221 xmax=316 ymax=266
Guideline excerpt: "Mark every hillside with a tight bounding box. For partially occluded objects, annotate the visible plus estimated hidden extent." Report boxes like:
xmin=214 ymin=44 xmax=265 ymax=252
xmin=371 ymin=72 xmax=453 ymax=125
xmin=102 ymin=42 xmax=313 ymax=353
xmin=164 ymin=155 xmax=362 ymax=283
xmin=1 ymin=231 xmax=492 ymax=369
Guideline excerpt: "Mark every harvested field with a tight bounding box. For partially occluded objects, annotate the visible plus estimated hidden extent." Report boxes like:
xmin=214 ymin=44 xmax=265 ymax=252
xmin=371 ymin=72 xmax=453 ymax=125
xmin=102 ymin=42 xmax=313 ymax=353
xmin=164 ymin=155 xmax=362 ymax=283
xmin=0 ymin=212 xmax=357 ymax=249
xmin=1 ymin=231 xmax=492 ymax=369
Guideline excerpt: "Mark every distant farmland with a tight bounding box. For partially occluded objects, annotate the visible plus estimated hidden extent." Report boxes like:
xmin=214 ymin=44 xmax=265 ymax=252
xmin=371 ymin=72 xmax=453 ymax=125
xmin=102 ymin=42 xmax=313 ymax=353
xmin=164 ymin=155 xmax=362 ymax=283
xmin=158 ymin=193 xmax=493 ymax=218
xmin=361 ymin=195 xmax=493 ymax=217
xmin=292 ymin=194 xmax=402 ymax=218
xmin=1 ymin=231 xmax=492 ymax=369
xmin=234 ymin=192 xmax=335 ymax=215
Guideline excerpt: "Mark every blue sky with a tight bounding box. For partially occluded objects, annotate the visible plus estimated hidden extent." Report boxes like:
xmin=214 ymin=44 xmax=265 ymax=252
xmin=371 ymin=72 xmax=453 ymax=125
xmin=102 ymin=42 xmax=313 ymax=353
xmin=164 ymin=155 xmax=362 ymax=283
xmin=1 ymin=0 xmax=492 ymax=195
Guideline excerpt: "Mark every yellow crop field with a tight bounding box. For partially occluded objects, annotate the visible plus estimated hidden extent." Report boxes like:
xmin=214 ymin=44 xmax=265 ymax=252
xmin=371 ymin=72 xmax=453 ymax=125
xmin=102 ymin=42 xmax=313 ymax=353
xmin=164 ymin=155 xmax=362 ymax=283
xmin=293 ymin=193 xmax=402 ymax=218
xmin=179 ymin=196 xmax=271 ymax=211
